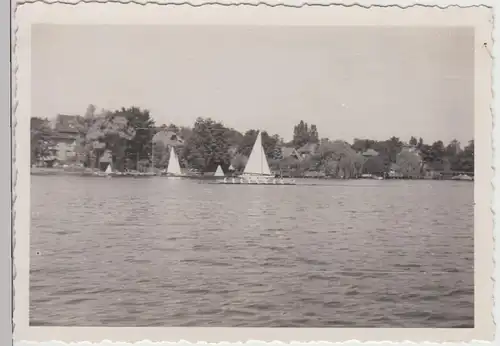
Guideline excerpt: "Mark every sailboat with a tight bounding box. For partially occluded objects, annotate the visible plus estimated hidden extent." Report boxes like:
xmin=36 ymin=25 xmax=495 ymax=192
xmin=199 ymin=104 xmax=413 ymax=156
xmin=165 ymin=146 xmax=184 ymax=178
xmin=219 ymin=131 xmax=295 ymax=185
xmin=93 ymin=163 xmax=114 ymax=178
xmin=214 ymin=165 xmax=225 ymax=178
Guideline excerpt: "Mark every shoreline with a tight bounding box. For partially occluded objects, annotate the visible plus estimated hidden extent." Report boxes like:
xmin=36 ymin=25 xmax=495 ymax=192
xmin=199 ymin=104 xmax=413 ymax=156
xmin=30 ymin=167 xmax=474 ymax=182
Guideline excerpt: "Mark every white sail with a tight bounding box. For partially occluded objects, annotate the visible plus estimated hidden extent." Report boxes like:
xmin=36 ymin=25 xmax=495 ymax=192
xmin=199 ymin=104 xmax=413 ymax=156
xmin=105 ymin=164 xmax=112 ymax=174
xmin=167 ymin=147 xmax=182 ymax=175
xmin=243 ymin=131 xmax=272 ymax=176
xmin=214 ymin=165 xmax=224 ymax=177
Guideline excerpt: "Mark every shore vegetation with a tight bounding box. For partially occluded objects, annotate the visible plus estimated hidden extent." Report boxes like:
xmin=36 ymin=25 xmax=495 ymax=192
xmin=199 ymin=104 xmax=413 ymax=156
xmin=31 ymin=104 xmax=474 ymax=179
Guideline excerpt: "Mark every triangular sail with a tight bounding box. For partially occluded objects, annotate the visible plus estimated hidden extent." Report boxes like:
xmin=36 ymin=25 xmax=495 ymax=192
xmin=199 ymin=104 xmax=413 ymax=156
xmin=105 ymin=164 xmax=112 ymax=174
xmin=167 ymin=147 xmax=182 ymax=175
xmin=214 ymin=165 xmax=224 ymax=177
xmin=243 ymin=131 xmax=272 ymax=175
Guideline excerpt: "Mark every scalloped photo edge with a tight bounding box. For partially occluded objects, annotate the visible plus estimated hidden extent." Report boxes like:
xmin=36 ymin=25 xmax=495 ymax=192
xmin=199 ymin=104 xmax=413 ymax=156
xmin=11 ymin=1 xmax=496 ymax=345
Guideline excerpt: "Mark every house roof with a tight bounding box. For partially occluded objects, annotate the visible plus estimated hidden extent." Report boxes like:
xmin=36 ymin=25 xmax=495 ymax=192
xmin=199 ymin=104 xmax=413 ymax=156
xmin=31 ymin=117 xmax=51 ymax=129
xmin=297 ymin=143 xmax=318 ymax=154
xmin=362 ymin=148 xmax=379 ymax=157
xmin=54 ymin=114 xmax=81 ymax=134
xmin=281 ymin=147 xmax=299 ymax=158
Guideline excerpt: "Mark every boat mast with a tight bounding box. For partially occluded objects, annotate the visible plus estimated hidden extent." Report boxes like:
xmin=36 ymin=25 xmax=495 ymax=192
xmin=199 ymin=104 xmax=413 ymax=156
xmin=259 ymin=131 xmax=263 ymax=175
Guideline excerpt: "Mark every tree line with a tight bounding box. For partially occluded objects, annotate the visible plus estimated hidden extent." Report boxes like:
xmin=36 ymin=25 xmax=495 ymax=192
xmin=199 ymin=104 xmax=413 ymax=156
xmin=31 ymin=105 xmax=474 ymax=177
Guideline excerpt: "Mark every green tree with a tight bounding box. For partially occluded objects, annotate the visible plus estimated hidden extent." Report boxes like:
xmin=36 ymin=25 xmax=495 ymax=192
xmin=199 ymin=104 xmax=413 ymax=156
xmin=183 ymin=117 xmax=231 ymax=171
xmin=262 ymin=132 xmax=281 ymax=159
xmin=396 ymin=149 xmax=421 ymax=177
xmin=30 ymin=117 xmax=54 ymax=165
xmin=409 ymin=136 xmax=418 ymax=146
xmin=431 ymin=140 xmax=446 ymax=160
xmin=419 ymin=143 xmax=433 ymax=164
xmin=314 ymin=140 xmax=363 ymax=178
xmin=370 ymin=142 xmax=392 ymax=171
xmin=235 ymin=130 xmax=280 ymax=159
xmin=456 ymin=140 xmax=474 ymax=172
xmin=85 ymin=111 xmax=136 ymax=170
xmin=271 ymin=146 xmax=283 ymax=160
xmin=115 ymin=107 xmax=156 ymax=168
xmin=445 ymin=139 xmax=460 ymax=157
xmin=352 ymin=138 xmax=376 ymax=153
xmin=419 ymin=140 xmax=449 ymax=172
xmin=166 ymin=124 xmax=179 ymax=133
xmin=417 ymin=137 xmax=424 ymax=149
xmin=74 ymin=104 xmax=98 ymax=167
xmin=293 ymin=120 xmax=309 ymax=148
xmin=238 ymin=129 xmax=259 ymax=157
xmin=152 ymin=141 xmax=169 ymax=169
xmin=387 ymin=136 xmax=403 ymax=162
xmin=292 ymin=120 xmax=319 ymax=148
xmin=225 ymin=128 xmax=244 ymax=148
xmin=231 ymin=153 xmax=248 ymax=172
xmin=362 ymin=156 xmax=385 ymax=175
xmin=179 ymin=126 xmax=193 ymax=142
xmin=309 ymin=124 xmax=319 ymax=144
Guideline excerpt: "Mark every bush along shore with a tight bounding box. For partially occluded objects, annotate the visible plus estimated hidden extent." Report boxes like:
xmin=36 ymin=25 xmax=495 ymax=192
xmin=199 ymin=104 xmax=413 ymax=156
xmin=31 ymin=104 xmax=474 ymax=181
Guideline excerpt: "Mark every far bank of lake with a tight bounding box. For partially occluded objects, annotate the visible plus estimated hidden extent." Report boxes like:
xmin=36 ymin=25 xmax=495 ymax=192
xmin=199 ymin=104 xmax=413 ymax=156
xmin=30 ymin=166 xmax=474 ymax=182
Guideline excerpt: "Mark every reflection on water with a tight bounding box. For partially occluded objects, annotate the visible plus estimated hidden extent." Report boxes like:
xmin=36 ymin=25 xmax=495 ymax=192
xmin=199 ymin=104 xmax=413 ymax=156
xmin=30 ymin=176 xmax=473 ymax=327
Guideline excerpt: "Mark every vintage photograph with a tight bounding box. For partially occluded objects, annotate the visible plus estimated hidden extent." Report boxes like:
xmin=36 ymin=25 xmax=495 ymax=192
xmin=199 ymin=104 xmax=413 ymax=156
xmin=28 ymin=23 xmax=477 ymax=328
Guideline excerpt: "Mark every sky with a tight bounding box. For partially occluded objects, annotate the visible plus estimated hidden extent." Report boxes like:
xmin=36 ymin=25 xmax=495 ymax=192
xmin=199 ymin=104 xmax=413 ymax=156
xmin=32 ymin=25 xmax=475 ymax=144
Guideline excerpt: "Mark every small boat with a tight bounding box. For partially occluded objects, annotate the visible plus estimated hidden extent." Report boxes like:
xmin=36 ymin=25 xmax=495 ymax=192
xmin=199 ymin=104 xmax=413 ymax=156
xmin=105 ymin=164 xmax=112 ymax=175
xmin=165 ymin=147 xmax=185 ymax=179
xmin=452 ymin=174 xmax=474 ymax=181
xmin=218 ymin=131 xmax=295 ymax=186
xmin=93 ymin=163 xmax=114 ymax=178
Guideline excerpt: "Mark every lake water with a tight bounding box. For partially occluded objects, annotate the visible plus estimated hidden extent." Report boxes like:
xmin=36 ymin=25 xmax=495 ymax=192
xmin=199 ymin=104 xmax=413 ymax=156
xmin=30 ymin=176 xmax=474 ymax=327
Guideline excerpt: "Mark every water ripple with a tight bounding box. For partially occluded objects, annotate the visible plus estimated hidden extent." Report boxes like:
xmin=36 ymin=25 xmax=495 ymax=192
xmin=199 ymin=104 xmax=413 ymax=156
xmin=30 ymin=176 xmax=474 ymax=327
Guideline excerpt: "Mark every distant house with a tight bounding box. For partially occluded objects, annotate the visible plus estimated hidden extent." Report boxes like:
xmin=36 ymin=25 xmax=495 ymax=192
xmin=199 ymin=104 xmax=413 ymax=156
xmin=297 ymin=143 xmax=319 ymax=158
xmin=52 ymin=114 xmax=80 ymax=137
xmin=53 ymin=140 xmax=78 ymax=163
xmin=49 ymin=114 xmax=81 ymax=163
xmin=422 ymin=160 xmax=451 ymax=178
